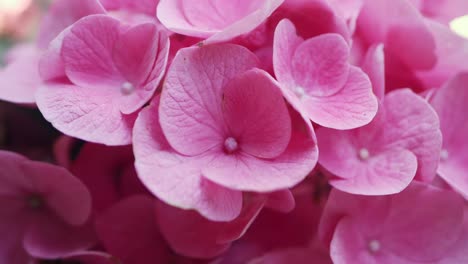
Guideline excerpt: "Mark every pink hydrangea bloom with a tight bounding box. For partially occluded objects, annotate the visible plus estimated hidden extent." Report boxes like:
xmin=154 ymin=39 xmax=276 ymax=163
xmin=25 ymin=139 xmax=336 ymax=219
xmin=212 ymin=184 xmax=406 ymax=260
xmin=320 ymin=182 xmax=465 ymax=264
xmin=429 ymin=73 xmax=468 ymax=198
xmin=157 ymin=0 xmax=284 ymax=44
xmin=69 ymin=143 xmax=148 ymax=212
xmin=316 ymin=89 xmax=442 ymax=195
xmin=133 ymin=44 xmax=318 ymax=221
xmin=216 ymin=178 xmax=327 ymax=263
xmin=155 ymin=194 xmax=265 ymax=259
xmin=95 ymin=195 xmax=173 ymax=264
xmin=37 ymin=14 xmax=170 ymax=145
xmin=0 ymin=151 xmax=94 ymax=263
xmin=273 ymin=18 xmax=378 ymax=129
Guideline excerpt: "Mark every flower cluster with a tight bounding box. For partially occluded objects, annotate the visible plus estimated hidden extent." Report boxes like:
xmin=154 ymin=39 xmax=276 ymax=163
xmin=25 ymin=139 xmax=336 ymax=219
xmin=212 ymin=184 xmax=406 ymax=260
xmin=0 ymin=0 xmax=468 ymax=263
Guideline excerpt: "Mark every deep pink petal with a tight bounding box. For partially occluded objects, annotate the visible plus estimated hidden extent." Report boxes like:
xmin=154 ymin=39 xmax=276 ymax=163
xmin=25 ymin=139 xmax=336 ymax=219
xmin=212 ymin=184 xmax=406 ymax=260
xmin=95 ymin=196 xmax=172 ymax=264
xmin=22 ymin=160 xmax=92 ymax=226
xmin=133 ymin=97 xmax=242 ymax=221
xmin=222 ymin=69 xmax=291 ymax=159
xmin=156 ymin=195 xmax=265 ymax=259
xmin=159 ymin=44 xmax=258 ymax=156
xmin=23 ymin=214 xmax=96 ymax=259
xmin=357 ymin=0 xmax=436 ymax=70
xmin=249 ymin=247 xmax=332 ymax=264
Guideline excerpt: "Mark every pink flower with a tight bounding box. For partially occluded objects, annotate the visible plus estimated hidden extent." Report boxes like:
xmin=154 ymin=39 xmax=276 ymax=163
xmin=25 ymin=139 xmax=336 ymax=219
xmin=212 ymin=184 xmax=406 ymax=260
xmin=429 ymin=73 xmax=468 ymax=198
xmin=95 ymin=195 xmax=173 ymax=264
xmin=157 ymin=0 xmax=284 ymax=44
xmin=0 ymin=151 xmax=95 ymax=263
xmin=273 ymin=19 xmax=378 ymax=129
xmin=316 ymin=89 xmax=442 ymax=195
xmin=69 ymin=142 xmax=148 ymax=212
xmin=37 ymin=14 xmax=170 ymax=145
xmin=133 ymin=44 xmax=318 ymax=221
xmin=320 ymin=182 xmax=465 ymax=264
xmin=155 ymin=194 xmax=266 ymax=259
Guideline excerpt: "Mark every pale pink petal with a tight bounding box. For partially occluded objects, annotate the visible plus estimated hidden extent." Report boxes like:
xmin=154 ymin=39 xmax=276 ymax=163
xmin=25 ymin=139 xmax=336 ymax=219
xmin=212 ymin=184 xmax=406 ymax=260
xmin=324 ymin=183 xmax=464 ymax=263
xmin=302 ymin=66 xmax=378 ymax=129
xmin=203 ymin=107 xmax=318 ymax=192
xmin=95 ymin=196 xmax=172 ymax=264
xmin=156 ymin=195 xmax=265 ymax=259
xmin=38 ymin=0 xmax=105 ymax=48
xmin=272 ymin=19 xmax=303 ymax=88
xmin=291 ymin=34 xmax=350 ymax=97
xmin=159 ymin=44 xmax=258 ymax=156
xmin=317 ymin=89 xmax=441 ymax=194
xmin=39 ymin=29 xmax=68 ymax=82
xmin=377 ymin=89 xmax=442 ymax=182
xmin=430 ymin=73 xmax=468 ymax=197
xmin=133 ymin=98 xmax=242 ymax=221
xmin=222 ymin=69 xmax=291 ymax=159
xmin=100 ymin=0 xmax=159 ymax=16
xmin=205 ymin=0 xmax=284 ymax=44
xmin=61 ymin=15 xmax=123 ymax=89
xmin=0 ymin=45 xmax=41 ymax=104
xmin=319 ymin=130 xmax=418 ymax=195
xmin=114 ymin=23 xmax=170 ymax=114
xmin=36 ymin=83 xmax=137 ymax=146
xmin=157 ymin=0 xmax=283 ymax=43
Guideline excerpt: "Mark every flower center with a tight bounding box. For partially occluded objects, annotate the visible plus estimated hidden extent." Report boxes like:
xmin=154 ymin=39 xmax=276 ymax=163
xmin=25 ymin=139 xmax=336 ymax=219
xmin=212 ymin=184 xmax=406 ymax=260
xmin=27 ymin=195 xmax=43 ymax=210
xmin=440 ymin=149 xmax=449 ymax=161
xmin=368 ymin=239 xmax=380 ymax=253
xmin=294 ymin=86 xmax=306 ymax=99
xmin=224 ymin=137 xmax=239 ymax=154
xmin=359 ymin=148 xmax=370 ymax=160
xmin=121 ymin=82 xmax=135 ymax=95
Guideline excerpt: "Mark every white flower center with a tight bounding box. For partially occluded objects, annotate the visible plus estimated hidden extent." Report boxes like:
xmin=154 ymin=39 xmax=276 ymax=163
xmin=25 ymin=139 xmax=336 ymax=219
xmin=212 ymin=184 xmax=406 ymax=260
xmin=294 ymin=86 xmax=306 ymax=99
xmin=359 ymin=148 xmax=370 ymax=160
xmin=224 ymin=137 xmax=238 ymax=153
xmin=368 ymin=239 xmax=380 ymax=253
xmin=440 ymin=149 xmax=449 ymax=161
xmin=121 ymin=82 xmax=135 ymax=95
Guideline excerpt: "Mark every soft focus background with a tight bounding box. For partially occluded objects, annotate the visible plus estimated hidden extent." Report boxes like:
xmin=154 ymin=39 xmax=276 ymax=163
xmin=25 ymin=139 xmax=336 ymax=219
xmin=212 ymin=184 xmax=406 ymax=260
xmin=0 ymin=0 xmax=57 ymax=161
